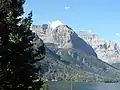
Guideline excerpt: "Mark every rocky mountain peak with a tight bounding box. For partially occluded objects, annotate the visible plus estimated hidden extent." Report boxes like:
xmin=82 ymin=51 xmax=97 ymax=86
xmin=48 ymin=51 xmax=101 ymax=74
xmin=31 ymin=24 xmax=97 ymax=57
xmin=78 ymin=31 xmax=120 ymax=64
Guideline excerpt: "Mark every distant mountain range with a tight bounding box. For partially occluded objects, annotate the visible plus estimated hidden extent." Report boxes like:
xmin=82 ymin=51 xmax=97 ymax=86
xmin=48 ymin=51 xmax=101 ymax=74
xmin=78 ymin=31 xmax=120 ymax=64
xmin=32 ymin=24 xmax=120 ymax=82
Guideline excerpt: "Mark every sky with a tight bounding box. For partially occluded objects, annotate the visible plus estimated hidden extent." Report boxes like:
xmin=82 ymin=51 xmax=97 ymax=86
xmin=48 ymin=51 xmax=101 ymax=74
xmin=24 ymin=0 xmax=120 ymax=45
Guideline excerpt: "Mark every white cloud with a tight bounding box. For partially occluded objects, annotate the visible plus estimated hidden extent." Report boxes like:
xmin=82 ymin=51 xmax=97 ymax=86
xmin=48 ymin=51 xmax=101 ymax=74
xmin=65 ymin=6 xmax=70 ymax=10
xmin=116 ymin=33 xmax=120 ymax=36
xmin=49 ymin=20 xmax=63 ymax=29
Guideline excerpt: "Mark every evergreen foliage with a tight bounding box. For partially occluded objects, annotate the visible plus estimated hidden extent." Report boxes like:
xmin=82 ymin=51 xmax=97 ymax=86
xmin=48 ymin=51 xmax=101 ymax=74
xmin=0 ymin=0 xmax=45 ymax=89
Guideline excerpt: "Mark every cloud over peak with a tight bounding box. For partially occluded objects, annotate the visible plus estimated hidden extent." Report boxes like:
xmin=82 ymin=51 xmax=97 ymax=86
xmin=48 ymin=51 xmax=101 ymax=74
xmin=65 ymin=6 xmax=70 ymax=10
xmin=48 ymin=20 xmax=63 ymax=29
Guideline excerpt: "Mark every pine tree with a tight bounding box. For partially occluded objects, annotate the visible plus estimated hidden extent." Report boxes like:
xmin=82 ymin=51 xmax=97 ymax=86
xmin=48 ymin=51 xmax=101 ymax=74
xmin=0 ymin=0 xmax=45 ymax=90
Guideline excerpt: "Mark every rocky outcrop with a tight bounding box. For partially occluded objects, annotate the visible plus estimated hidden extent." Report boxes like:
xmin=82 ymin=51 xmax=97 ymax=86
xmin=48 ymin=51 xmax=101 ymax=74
xmin=31 ymin=24 xmax=97 ymax=57
xmin=78 ymin=31 xmax=120 ymax=64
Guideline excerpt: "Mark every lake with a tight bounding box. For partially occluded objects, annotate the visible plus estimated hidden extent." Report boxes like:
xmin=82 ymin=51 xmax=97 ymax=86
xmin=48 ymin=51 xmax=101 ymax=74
xmin=48 ymin=81 xmax=120 ymax=90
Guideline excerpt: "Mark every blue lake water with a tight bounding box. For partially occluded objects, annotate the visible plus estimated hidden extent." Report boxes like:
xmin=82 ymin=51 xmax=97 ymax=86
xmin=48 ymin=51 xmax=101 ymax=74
xmin=48 ymin=81 xmax=120 ymax=90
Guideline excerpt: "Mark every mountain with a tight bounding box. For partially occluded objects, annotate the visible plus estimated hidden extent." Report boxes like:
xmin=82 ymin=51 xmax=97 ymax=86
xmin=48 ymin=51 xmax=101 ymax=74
xmin=32 ymin=24 xmax=97 ymax=57
xmin=78 ymin=31 xmax=120 ymax=64
xmin=32 ymin=24 xmax=120 ymax=82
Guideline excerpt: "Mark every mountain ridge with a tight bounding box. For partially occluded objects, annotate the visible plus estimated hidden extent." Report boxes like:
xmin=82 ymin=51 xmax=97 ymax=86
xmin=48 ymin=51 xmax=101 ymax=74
xmin=32 ymin=24 xmax=97 ymax=57
xmin=32 ymin=24 xmax=120 ymax=82
xmin=78 ymin=30 xmax=120 ymax=64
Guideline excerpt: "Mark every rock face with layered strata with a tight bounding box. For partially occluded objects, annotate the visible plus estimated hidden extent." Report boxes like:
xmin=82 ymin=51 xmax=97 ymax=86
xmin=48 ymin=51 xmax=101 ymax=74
xmin=32 ymin=24 xmax=97 ymax=57
xmin=78 ymin=31 xmax=120 ymax=64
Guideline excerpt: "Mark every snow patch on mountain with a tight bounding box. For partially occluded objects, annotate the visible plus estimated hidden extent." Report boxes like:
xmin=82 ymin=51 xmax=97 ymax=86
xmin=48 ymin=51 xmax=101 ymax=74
xmin=48 ymin=20 xmax=63 ymax=29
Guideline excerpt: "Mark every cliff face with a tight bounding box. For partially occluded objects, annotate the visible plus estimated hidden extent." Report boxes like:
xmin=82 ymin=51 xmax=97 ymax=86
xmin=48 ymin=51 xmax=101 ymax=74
xmin=32 ymin=24 xmax=97 ymax=57
xmin=78 ymin=31 xmax=120 ymax=64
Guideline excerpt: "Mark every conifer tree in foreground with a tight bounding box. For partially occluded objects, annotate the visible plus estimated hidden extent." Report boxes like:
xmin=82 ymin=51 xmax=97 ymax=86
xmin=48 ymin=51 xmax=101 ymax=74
xmin=0 ymin=0 xmax=45 ymax=89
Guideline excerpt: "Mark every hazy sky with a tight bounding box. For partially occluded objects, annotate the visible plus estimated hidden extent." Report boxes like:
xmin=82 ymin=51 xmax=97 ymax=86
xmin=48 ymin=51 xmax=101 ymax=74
xmin=24 ymin=0 xmax=120 ymax=45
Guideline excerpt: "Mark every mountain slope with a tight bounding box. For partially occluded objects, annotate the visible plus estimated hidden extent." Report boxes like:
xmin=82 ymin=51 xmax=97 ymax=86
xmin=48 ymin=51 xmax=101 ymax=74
xmin=112 ymin=63 xmax=120 ymax=70
xmin=39 ymin=43 xmax=120 ymax=82
xmin=32 ymin=24 xmax=120 ymax=82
